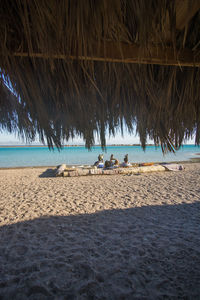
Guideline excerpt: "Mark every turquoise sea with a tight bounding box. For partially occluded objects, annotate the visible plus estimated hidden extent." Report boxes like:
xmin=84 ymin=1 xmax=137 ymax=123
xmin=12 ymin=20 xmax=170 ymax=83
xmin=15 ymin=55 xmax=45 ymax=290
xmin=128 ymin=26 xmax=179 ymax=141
xmin=0 ymin=145 xmax=199 ymax=168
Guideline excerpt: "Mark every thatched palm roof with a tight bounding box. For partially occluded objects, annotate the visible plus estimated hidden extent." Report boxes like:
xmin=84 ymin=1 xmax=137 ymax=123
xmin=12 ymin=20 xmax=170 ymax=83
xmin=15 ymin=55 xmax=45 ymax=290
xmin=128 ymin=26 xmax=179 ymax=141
xmin=1 ymin=0 xmax=200 ymax=151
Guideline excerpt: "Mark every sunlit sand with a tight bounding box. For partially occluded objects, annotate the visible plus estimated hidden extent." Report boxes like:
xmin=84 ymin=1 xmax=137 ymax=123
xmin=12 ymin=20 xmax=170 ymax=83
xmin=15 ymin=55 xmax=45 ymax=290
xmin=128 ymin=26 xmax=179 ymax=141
xmin=0 ymin=163 xmax=200 ymax=298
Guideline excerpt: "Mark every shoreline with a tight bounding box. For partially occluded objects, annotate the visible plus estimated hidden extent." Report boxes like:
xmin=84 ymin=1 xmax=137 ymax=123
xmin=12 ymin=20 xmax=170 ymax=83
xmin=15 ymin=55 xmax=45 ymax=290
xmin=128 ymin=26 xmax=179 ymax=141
xmin=1 ymin=145 xmax=199 ymax=169
xmin=1 ymin=157 xmax=200 ymax=170
xmin=0 ymin=144 xmax=197 ymax=148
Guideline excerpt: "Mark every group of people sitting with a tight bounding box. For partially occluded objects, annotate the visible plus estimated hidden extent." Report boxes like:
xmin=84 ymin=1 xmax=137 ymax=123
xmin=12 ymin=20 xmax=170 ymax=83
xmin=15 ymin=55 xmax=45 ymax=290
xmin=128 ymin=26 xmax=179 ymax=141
xmin=94 ymin=154 xmax=131 ymax=168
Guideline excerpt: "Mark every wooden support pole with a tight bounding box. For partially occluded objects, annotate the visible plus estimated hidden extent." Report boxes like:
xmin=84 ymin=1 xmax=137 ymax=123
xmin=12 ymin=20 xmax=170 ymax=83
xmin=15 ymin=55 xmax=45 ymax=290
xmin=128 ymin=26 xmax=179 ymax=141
xmin=10 ymin=43 xmax=200 ymax=67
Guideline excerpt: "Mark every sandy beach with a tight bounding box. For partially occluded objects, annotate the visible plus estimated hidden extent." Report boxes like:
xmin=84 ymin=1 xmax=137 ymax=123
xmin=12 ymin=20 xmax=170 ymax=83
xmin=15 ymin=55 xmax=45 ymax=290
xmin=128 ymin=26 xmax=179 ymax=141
xmin=0 ymin=163 xmax=200 ymax=299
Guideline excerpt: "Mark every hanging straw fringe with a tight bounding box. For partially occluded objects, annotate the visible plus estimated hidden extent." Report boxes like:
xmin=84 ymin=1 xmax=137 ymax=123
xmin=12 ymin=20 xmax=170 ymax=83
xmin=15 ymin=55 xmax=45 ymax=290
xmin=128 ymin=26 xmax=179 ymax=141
xmin=0 ymin=0 xmax=199 ymax=151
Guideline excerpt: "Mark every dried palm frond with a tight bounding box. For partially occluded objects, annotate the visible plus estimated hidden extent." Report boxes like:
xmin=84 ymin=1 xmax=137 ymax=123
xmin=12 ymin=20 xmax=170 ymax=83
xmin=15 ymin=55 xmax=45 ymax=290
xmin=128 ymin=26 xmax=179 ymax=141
xmin=0 ymin=0 xmax=199 ymax=151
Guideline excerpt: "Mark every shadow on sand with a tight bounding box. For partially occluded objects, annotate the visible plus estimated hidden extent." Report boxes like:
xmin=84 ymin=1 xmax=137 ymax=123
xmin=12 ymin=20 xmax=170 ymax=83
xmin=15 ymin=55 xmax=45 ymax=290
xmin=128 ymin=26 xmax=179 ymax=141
xmin=0 ymin=202 xmax=200 ymax=299
xmin=39 ymin=168 xmax=56 ymax=178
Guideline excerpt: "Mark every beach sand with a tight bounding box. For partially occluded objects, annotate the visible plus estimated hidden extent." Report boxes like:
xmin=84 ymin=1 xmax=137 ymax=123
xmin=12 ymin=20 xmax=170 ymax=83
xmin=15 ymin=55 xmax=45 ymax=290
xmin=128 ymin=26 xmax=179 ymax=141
xmin=0 ymin=163 xmax=200 ymax=299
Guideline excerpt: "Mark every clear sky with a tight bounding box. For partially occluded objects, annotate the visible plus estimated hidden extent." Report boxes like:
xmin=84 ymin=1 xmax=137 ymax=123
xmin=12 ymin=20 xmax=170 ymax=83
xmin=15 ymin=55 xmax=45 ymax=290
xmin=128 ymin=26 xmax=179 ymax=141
xmin=0 ymin=131 xmax=140 ymax=145
xmin=0 ymin=129 xmax=195 ymax=145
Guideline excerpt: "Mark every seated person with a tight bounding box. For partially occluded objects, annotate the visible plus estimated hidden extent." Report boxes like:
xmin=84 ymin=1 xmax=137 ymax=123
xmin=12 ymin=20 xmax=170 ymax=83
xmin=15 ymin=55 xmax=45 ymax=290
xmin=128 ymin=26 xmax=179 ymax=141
xmin=104 ymin=160 xmax=112 ymax=168
xmin=110 ymin=154 xmax=119 ymax=166
xmin=124 ymin=154 xmax=128 ymax=163
xmin=121 ymin=154 xmax=131 ymax=167
xmin=94 ymin=154 xmax=104 ymax=168
xmin=98 ymin=154 xmax=104 ymax=162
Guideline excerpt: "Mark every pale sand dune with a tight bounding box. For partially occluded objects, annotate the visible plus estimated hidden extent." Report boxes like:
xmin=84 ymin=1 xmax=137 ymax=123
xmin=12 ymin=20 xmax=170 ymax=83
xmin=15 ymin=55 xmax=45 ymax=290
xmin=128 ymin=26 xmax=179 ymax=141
xmin=0 ymin=163 xmax=200 ymax=299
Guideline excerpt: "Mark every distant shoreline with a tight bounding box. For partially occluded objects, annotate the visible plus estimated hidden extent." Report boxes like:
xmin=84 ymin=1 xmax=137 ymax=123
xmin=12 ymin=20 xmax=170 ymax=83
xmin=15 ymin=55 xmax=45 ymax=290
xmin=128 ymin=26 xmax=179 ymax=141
xmin=0 ymin=144 xmax=153 ymax=148
xmin=0 ymin=159 xmax=200 ymax=170
xmin=0 ymin=144 xmax=196 ymax=148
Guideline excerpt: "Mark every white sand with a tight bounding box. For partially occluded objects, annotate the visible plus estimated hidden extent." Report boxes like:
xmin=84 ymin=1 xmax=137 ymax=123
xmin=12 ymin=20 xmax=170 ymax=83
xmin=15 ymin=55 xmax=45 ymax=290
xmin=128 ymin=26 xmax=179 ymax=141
xmin=0 ymin=163 xmax=200 ymax=299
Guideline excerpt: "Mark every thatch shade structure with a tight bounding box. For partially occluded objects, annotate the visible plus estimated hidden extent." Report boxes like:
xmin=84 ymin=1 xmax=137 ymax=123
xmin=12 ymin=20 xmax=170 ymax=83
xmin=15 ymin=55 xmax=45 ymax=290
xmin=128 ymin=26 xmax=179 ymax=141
xmin=1 ymin=0 xmax=200 ymax=152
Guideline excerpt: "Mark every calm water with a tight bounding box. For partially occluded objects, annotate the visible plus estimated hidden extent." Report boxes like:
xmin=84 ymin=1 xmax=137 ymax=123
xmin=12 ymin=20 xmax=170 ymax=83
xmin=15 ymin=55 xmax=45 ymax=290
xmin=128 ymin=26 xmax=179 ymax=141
xmin=0 ymin=145 xmax=199 ymax=168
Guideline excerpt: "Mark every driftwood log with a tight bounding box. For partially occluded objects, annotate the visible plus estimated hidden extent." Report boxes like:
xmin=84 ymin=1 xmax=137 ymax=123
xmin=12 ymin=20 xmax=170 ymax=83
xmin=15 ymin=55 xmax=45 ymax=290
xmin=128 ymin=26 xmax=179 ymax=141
xmin=58 ymin=164 xmax=168 ymax=177
xmin=56 ymin=164 xmax=66 ymax=177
